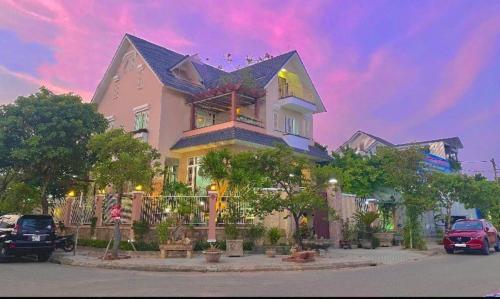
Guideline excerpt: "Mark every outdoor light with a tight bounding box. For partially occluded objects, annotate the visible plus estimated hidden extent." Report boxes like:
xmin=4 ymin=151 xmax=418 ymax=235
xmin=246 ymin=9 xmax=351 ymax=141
xmin=289 ymin=173 xmax=295 ymax=177
xmin=210 ymin=184 xmax=217 ymax=191
xmin=328 ymin=178 xmax=338 ymax=184
xmin=135 ymin=184 xmax=143 ymax=191
xmin=67 ymin=190 xmax=76 ymax=197
xmin=199 ymin=201 xmax=205 ymax=206
xmin=165 ymin=207 xmax=171 ymax=213
xmin=281 ymin=68 xmax=287 ymax=72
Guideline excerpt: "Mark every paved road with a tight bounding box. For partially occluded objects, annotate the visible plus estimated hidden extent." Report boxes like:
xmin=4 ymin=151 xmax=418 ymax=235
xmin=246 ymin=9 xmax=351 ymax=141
xmin=1 ymin=252 xmax=499 ymax=297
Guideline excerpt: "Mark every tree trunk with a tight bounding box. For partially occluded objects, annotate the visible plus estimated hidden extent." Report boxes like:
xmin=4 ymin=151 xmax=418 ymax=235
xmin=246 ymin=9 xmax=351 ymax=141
xmin=40 ymin=178 xmax=50 ymax=214
xmin=111 ymin=190 xmax=123 ymax=258
xmin=292 ymin=213 xmax=303 ymax=250
xmin=446 ymin=201 xmax=452 ymax=231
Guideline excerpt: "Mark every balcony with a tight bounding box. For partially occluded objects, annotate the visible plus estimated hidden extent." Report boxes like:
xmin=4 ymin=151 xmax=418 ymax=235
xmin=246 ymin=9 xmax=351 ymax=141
xmin=283 ymin=133 xmax=310 ymax=151
xmin=278 ymin=87 xmax=317 ymax=113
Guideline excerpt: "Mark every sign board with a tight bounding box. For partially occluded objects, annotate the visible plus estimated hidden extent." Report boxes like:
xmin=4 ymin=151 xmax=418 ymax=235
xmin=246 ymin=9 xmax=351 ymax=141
xmin=110 ymin=204 xmax=121 ymax=221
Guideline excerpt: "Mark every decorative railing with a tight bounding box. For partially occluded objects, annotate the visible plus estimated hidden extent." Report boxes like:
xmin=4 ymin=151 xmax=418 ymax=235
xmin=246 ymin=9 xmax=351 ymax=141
xmin=70 ymin=197 xmax=96 ymax=225
xmin=140 ymin=195 xmax=254 ymax=226
xmin=102 ymin=194 xmax=132 ymax=225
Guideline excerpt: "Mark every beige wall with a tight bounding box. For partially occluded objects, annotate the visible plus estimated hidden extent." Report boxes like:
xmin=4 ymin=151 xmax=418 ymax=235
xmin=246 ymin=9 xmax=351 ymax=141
xmin=97 ymin=43 xmax=164 ymax=150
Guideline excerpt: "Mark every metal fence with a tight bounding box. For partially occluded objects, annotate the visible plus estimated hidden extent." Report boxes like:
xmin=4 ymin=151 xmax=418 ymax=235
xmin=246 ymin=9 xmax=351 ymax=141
xmin=69 ymin=197 xmax=96 ymax=225
xmin=140 ymin=195 xmax=254 ymax=226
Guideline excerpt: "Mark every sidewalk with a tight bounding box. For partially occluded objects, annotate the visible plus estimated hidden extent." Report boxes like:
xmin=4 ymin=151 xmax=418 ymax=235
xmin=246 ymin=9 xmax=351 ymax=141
xmin=50 ymin=246 xmax=434 ymax=273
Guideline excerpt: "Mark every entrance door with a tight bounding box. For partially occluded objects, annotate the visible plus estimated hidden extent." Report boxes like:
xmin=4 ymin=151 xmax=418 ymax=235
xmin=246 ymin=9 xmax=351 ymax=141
xmin=313 ymin=192 xmax=330 ymax=239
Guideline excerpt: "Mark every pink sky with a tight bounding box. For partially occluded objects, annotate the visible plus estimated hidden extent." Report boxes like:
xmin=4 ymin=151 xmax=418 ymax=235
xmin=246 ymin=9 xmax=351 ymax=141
xmin=0 ymin=0 xmax=499 ymax=178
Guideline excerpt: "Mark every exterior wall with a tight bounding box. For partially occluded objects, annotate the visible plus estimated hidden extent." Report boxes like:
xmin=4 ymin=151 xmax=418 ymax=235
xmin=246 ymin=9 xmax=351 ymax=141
xmin=97 ymin=43 xmax=164 ymax=150
xmin=157 ymin=87 xmax=191 ymax=160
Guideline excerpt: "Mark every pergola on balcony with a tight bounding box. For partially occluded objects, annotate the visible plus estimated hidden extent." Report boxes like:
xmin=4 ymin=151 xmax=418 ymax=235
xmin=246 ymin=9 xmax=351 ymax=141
xmin=188 ymin=83 xmax=266 ymax=130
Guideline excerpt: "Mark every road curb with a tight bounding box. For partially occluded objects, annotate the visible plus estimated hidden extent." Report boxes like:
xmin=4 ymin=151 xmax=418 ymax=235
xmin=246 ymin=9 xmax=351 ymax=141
xmin=49 ymin=256 xmax=378 ymax=273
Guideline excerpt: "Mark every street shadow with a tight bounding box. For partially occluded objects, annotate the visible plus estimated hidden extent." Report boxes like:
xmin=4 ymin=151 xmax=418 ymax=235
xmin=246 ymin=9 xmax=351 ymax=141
xmin=0 ymin=255 xmax=39 ymax=263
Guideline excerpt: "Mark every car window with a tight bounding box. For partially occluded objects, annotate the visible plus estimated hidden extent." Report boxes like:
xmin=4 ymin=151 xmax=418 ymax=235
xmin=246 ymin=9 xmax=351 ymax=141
xmin=19 ymin=217 xmax=54 ymax=233
xmin=452 ymin=221 xmax=483 ymax=230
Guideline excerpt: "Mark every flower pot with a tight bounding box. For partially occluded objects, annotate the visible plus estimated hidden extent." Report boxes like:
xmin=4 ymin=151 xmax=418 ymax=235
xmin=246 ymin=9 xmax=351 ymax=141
xmin=265 ymin=248 xmax=276 ymax=258
xmin=373 ymin=232 xmax=394 ymax=247
xmin=203 ymin=250 xmax=222 ymax=263
xmin=339 ymin=240 xmax=352 ymax=249
xmin=361 ymin=238 xmax=373 ymax=249
xmin=226 ymin=239 xmax=244 ymax=257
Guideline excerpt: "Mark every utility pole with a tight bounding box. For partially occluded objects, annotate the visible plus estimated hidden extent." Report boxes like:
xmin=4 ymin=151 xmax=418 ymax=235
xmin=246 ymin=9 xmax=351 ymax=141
xmin=492 ymin=158 xmax=498 ymax=181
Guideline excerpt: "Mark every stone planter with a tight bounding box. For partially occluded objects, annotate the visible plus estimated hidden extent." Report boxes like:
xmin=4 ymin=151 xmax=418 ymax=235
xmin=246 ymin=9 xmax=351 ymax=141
xmin=373 ymin=232 xmax=395 ymax=247
xmin=203 ymin=250 xmax=222 ymax=263
xmin=159 ymin=243 xmax=193 ymax=258
xmin=360 ymin=238 xmax=373 ymax=249
xmin=226 ymin=239 xmax=244 ymax=257
xmin=265 ymin=248 xmax=276 ymax=258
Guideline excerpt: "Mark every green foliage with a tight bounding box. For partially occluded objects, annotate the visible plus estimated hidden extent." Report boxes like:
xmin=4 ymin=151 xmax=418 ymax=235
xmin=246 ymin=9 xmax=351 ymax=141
xmin=156 ymin=219 xmax=174 ymax=244
xmin=0 ymin=181 xmax=40 ymax=214
xmin=224 ymin=224 xmax=240 ymax=240
xmin=193 ymin=240 xmax=226 ymax=251
xmin=330 ymin=147 xmax=386 ymax=198
xmin=267 ymin=227 xmax=282 ymax=246
xmin=77 ymin=239 xmax=159 ymax=251
xmin=353 ymin=210 xmax=379 ymax=239
xmin=341 ymin=219 xmax=357 ymax=242
xmin=132 ymin=219 xmax=150 ymax=242
xmin=163 ymin=181 xmax=191 ymax=196
xmin=89 ymin=128 xmax=161 ymax=197
xmin=245 ymin=223 xmax=266 ymax=241
xmin=199 ymin=149 xmax=231 ymax=191
xmin=0 ymin=87 xmax=108 ymax=213
xmin=243 ymin=241 xmax=254 ymax=251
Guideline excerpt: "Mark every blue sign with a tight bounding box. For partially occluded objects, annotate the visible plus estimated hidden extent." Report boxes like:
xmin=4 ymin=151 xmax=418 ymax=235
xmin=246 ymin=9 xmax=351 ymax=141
xmin=422 ymin=153 xmax=452 ymax=173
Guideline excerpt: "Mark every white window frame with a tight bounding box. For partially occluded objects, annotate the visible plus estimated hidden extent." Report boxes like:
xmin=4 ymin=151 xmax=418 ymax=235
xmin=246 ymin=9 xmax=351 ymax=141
xmin=133 ymin=104 xmax=150 ymax=131
xmin=273 ymin=111 xmax=279 ymax=130
xmin=105 ymin=115 xmax=115 ymax=130
xmin=187 ymin=157 xmax=202 ymax=189
xmin=284 ymin=115 xmax=297 ymax=135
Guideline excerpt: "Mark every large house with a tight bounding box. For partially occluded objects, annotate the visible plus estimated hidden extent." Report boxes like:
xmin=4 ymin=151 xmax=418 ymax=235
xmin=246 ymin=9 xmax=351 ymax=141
xmin=92 ymin=34 xmax=330 ymax=194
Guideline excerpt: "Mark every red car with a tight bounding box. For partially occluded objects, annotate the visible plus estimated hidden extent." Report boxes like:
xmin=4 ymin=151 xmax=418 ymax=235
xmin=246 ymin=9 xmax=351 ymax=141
xmin=443 ymin=219 xmax=500 ymax=255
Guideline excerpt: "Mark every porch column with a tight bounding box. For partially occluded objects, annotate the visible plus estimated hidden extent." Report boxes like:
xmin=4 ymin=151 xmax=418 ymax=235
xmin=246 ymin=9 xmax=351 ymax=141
xmin=95 ymin=194 xmax=105 ymax=227
xmin=230 ymin=91 xmax=238 ymax=122
xmin=190 ymin=104 xmax=196 ymax=130
xmin=207 ymin=191 xmax=218 ymax=243
xmin=254 ymin=99 xmax=260 ymax=119
xmin=63 ymin=197 xmax=74 ymax=227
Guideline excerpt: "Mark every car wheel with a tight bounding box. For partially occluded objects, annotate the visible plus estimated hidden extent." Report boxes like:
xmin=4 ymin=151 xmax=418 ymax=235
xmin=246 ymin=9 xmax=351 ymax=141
xmin=495 ymin=236 xmax=500 ymax=252
xmin=37 ymin=253 xmax=50 ymax=262
xmin=481 ymin=239 xmax=490 ymax=255
xmin=446 ymin=249 xmax=454 ymax=254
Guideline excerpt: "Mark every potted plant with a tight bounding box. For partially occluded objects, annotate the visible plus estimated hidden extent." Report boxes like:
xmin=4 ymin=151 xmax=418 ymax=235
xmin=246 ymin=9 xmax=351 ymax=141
xmin=339 ymin=219 xmax=355 ymax=249
xmin=266 ymin=227 xmax=282 ymax=257
xmin=203 ymin=243 xmax=222 ymax=263
xmin=246 ymin=223 xmax=266 ymax=248
xmin=223 ymin=199 xmax=244 ymax=257
xmin=354 ymin=210 xmax=379 ymax=249
xmin=373 ymin=197 xmax=397 ymax=247
xmin=225 ymin=223 xmax=243 ymax=256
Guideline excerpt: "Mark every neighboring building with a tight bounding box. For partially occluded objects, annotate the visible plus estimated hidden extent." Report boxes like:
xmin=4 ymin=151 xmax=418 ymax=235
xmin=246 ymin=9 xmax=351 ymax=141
xmin=337 ymin=130 xmax=478 ymax=236
xmin=92 ymin=34 xmax=330 ymax=194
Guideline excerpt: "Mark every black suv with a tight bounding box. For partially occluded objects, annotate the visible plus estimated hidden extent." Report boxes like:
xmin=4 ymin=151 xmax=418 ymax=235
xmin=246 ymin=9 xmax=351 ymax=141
xmin=0 ymin=214 xmax=56 ymax=262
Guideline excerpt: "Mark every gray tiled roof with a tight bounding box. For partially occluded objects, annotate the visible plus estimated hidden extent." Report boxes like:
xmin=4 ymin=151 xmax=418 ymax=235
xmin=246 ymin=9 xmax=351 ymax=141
xmin=126 ymin=34 xmax=295 ymax=95
xmin=171 ymin=127 xmax=331 ymax=162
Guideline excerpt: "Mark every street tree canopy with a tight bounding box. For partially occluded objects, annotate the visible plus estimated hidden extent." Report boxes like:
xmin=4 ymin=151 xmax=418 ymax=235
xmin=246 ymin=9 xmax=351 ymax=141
xmin=0 ymin=87 xmax=108 ymax=213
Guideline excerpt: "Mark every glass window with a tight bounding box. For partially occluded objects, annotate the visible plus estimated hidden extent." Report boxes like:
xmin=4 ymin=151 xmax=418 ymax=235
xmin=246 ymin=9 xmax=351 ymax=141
xmin=273 ymin=111 xmax=278 ymax=130
xmin=452 ymin=221 xmax=483 ymax=231
xmin=134 ymin=110 xmax=149 ymax=130
xmin=284 ymin=115 xmax=297 ymax=135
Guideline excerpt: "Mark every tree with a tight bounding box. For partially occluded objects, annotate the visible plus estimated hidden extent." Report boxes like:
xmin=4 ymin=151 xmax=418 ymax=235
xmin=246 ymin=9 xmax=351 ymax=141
xmin=0 ymin=87 xmax=108 ymax=213
xmin=330 ymin=148 xmax=385 ymax=199
xmin=246 ymin=145 xmax=336 ymax=248
xmin=377 ymin=146 xmax=431 ymax=249
xmin=89 ymin=128 xmax=161 ymax=258
xmin=428 ymin=172 xmax=472 ymax=230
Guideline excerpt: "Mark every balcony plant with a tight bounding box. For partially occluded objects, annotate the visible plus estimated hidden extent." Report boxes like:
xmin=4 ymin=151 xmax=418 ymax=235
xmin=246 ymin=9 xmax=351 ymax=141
xmin=339 ymin=218 xmax=356 ymax=249
xmin=354 ymin=210 xmax=380 ymax=249
xmin=266 ymin=227 xmax=282 ymax=257
xmin=373 ymin=196 xmax=398 ymax=247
